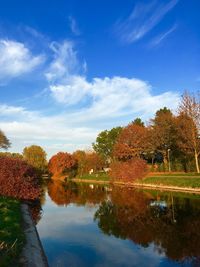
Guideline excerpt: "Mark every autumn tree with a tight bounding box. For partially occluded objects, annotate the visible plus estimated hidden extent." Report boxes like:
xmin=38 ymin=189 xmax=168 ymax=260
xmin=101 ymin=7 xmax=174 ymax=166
xmin=73 ymin=150 xmax=87 ymax=176
xmin=178 ymin=92 xmax=200 ymax=173
xmin=0 ymin=129 xmax=11 ymax=150
xmin=0 ymin=152 xmax=23 ymax=159
xmin=23 ymin=145 xmax=47 ymax=173
xmin=113 ymin=123 xmax=148 ymax=161
xmin=48 ymin=152 xmax=77 ymax=178
xmin=149 ymin=107 xmax=177 ymax=170
xmin=92 ymin=127 xmax=122 ymax=162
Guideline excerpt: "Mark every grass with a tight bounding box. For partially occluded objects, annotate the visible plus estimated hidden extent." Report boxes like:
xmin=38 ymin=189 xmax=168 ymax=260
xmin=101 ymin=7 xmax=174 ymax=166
xmin=0 ymin=196 xmax=25 ymax=267
xmin=76 ymin=172 xmax=110 ymax=181
xmin=75 ymin=171 xmax=200 ymax=189
xmin=143 ymin=175 xmax=200 ymax=188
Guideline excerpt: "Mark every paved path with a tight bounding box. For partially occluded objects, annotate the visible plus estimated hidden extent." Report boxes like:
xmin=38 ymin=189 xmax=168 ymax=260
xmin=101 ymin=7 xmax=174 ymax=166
xmin=20 ymin=204 xmax=49 ymax=267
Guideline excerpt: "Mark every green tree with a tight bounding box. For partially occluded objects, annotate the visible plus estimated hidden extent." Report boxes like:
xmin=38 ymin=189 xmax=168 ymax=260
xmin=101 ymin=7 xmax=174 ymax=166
xmin=23 ymin=145 xmax=47 ymax=173
xmin=132 ymin=118 xmax=144 ymax=127
xmin=0 ymin=130 xmax=11 ymax=150
xmin=92 ymin=127 xmax=122 ymax=162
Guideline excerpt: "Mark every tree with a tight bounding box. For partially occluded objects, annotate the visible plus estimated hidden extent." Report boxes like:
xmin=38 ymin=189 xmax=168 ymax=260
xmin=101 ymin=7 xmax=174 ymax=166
xmin=48 ymin=152 xmax=77 ymax=178
xmin=0 ymin=129 xmax=11 ymax=150
xmin=149 ymin=107 xmax=177 ymax=170
xmin=132 ymin=118 xmax=144 ymax=127
xmin=23 ymin=145 xmax=47 ymax=173
xmin=0 ymin=152 xmax=23 ymax=159
xmin=92 ymin=127 xmax=122 ymax=162
xmin=73 ymin=150 xmax=87 ymax=176
xmin=178 ymin=92 xmax=200 ymax=173
xmin=113 ymin=124 xmax=148 ymax=161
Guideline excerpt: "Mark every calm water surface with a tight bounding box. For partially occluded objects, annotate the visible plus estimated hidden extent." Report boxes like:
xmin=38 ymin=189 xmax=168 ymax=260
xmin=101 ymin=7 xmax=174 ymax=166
xmin=36 ymin=181 xmax=200 ymax=267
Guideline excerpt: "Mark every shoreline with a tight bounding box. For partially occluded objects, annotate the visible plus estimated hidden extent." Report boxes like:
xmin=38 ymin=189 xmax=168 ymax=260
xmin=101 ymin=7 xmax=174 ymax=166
xmin=73 ymin=178 xmax=200 ymax=194
xmin=20 ymin=203 xmax=49 ymax=267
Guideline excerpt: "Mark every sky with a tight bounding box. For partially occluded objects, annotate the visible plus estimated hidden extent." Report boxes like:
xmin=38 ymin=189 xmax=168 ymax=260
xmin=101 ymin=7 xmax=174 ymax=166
xmin=0 ymin=0 xmax=199 ymax=157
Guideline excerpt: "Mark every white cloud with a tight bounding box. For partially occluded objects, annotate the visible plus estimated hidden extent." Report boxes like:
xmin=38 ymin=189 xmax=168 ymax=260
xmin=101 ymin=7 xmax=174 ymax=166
xmin=149 ymin=24 xmax=177 ymax=47
xmin=0 ymin=39 xmax=45 ymax=80
xmin=0 ymin=40 xmax=180 ymax=156
xmin=114 ymin=0 xmax=178 ymax=44
xmin=68 ymin=16 xmax=81 ymax=36
xmin=45 ymin=41 xmax=83 ymax=83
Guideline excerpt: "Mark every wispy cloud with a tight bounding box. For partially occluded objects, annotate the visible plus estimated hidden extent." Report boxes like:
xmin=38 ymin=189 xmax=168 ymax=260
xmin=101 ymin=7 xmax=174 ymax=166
xmin=114 ymin=0 xmax=178 ymax=44
xmin=68 ymin=16 xmax=81 ymax=36
xmin=0 ymin=39 xmax=45 ymax=80
xmin=149 ymin=24 xmax=177 ymax=47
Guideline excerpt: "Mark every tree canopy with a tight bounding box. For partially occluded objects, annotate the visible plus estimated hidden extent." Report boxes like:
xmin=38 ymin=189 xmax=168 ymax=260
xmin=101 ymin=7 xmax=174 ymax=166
xmin=0 ymin=130 xmax=11 ymax=150
xmin=92 ymin=127 xmax=122 ymax=161
xmin=23 ymin=145 xmax=47 ymax=173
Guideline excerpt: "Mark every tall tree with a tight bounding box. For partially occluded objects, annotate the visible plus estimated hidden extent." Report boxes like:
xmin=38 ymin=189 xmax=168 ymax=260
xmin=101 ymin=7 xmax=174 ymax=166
xmin=149 ymin=107 xmax=177 ymax=170
xmin=23 ymin=145 xmax=47 ymax=173
xmin=113 ymin=124 xmax=148 ymax=161
xmin=92 ymin=127 xmax=122 ymax=162
xmin=178 ymin=92 xmax=200 ymax=173
xmin=0 ymin=129 xmax=11 ymax=150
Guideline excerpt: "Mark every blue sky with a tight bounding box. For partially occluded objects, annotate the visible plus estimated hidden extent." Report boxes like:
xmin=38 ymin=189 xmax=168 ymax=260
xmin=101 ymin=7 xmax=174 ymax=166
xmin=0 ymin=0 xmax=199 ymax=156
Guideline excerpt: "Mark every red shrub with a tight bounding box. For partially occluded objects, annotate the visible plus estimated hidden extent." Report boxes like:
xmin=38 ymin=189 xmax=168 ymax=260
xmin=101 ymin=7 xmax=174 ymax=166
xmin=109 ymin=158 xmax=148 ymax=182
xmin=0 ymin=157 xmax=40 ymax=200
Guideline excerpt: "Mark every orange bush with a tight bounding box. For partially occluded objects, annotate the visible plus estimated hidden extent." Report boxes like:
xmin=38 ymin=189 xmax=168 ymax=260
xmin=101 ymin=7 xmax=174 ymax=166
xmin=109 ymin=158 xmax=148 ymax=182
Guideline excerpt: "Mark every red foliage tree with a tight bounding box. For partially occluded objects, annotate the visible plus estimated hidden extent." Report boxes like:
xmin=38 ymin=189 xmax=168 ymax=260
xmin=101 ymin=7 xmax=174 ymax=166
xmin=0 ymin=157 xmax=40 ymax=200
xmin=109 ymin=158 xmax=148 ymax=182
xmin=113 ymin=124 xmax=148 ymax=160
xmin=48 ymin=152 xmax=77 ymax=177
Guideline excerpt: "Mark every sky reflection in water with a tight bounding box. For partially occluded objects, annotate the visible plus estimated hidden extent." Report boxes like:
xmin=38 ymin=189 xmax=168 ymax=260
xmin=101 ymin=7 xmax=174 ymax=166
xmin=36 ymin=181 xmax=200 ymax=267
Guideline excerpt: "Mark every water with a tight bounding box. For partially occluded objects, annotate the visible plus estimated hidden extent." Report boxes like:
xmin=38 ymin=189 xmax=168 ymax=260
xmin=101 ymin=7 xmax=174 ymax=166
xmin=36 ymin=181 xmax=200 ymax=267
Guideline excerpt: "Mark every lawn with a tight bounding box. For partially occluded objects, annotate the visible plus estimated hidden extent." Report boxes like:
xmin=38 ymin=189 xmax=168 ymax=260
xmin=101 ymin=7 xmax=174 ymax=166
xmin=143 ymin=175 xmax=200 ymax=188
xmin=0 ymin=196 xmax=24 ymax=267
xmin=76 ymin=172 xmax=110 ymax=181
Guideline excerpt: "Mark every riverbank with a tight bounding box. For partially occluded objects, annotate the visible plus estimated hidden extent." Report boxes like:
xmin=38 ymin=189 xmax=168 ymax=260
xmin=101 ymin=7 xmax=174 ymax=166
xmin=73 ymin=173 xmax=200 ymax=194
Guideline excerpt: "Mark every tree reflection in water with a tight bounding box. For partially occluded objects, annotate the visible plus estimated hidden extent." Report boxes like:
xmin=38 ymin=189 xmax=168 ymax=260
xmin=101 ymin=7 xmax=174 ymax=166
xmin=45 ymin=180 xmax=200 ymax=265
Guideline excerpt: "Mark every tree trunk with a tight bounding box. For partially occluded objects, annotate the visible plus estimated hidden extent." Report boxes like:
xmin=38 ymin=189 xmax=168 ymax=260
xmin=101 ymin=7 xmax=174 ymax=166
xmin=194 ymin=150 xmax=200 ymax=173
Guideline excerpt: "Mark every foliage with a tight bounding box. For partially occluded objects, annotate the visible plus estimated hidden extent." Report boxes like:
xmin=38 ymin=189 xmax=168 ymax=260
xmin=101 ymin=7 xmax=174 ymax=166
xmin=178 ymin=91 xmax=200 ymax=173
xmin=0 ymin=197 xmax=24 ymax=267
xmin=73 ymin=150 xmax=105 ymax=176
xmin=113 ymin=124 xmax=148 ymax=160
xmin=48 ymin=152 xmax=77 ymax=177
xmin=132 ymin=117 xmax=144 ymax=127
xmin=23 ymin=145 xmax=47 ymax=173
xmin=0 ymin=152 xmax=23 ymax=159
xmin=92 ymin=127 xmax=122 ymax=161
xmin=0 ymin=157 xmax=40 ymax=200
xmin=109 ymin=158 xmax=148 ymax=181
xmin=149 ymin=108 xmax=177 ymax=163
xmin=0 ymin=130 xmax=11 ymax=150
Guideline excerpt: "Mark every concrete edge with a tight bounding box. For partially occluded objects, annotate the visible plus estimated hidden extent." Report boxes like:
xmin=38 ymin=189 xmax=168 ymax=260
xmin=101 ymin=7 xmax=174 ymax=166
xmin=20 ymin=203 xmax=49 ymax=267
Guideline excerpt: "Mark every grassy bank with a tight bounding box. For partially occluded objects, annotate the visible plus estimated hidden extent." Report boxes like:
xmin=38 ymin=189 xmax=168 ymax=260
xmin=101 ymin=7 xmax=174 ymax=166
xmin=142 ymin=175 xmax=200 ymax=188
xmin=0 ymin=196 xmax=24 ymax=267
xmin=75 ymin=172 xmax=200 ymax=190
xmin=76 ymin=173 xmax=110 ymax=181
